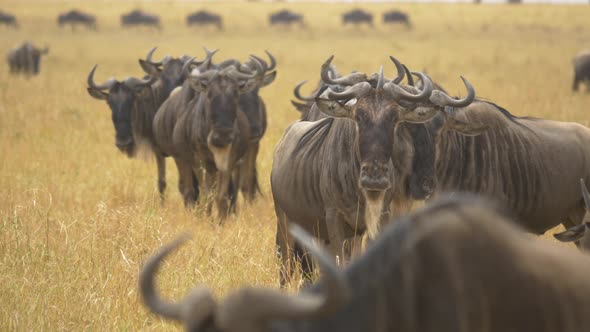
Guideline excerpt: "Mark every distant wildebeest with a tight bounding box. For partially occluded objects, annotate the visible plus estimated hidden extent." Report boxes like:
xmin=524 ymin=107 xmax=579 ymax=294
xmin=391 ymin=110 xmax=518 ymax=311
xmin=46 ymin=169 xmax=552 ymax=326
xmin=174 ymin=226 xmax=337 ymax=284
xmin=0 ymin=10 xmax=18 ymax=28
xmin=186 ymin=10 xmax=222 ymax=30
xmin=382 ymin=10 xmax=411 ymax=28
xmin=140 ymin=194 xmax=590 ymax=332
xmin=87 ymin=48 xmax=209 ymax=202
xmin=572 ymin=50 xmax=590 ymax=91
xmin=156 ymin=54 xmax=272 ymax=221
xmin=272 ymin=56 xmax=482 ymax=284
xmin=57 ymin=9 xmax=97 ymax=30
xmin=121 ymin=9 xmax=161 ymax=29
xmin=6 ymin=42 xmax=49 ymax=76
xmin=269 ymin=9 xmax=305 ymax=27
xmin=342 ymin=9 xmax=373 ymax=27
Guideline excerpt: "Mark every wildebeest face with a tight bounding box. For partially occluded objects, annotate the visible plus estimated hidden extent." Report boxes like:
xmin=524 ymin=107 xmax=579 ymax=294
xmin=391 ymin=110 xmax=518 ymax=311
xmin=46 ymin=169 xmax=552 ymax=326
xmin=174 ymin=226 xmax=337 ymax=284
xmin=86 ymin=65 xmax=155 ymax=158
xmin=204 ymin=77 xmax=240 ymax=148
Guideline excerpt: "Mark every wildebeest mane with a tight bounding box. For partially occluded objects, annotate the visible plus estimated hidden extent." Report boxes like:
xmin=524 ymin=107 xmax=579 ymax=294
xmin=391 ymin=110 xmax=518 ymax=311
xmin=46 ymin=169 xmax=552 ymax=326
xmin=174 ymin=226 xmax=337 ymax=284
xmin=293 ymin=117 xmax=335 ymax=158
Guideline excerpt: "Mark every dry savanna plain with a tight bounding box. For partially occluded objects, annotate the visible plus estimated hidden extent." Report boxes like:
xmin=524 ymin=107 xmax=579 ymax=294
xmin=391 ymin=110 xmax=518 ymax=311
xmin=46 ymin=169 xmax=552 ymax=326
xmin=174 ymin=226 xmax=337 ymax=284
xmin=2 ymin=0 xmax=590 ymax=330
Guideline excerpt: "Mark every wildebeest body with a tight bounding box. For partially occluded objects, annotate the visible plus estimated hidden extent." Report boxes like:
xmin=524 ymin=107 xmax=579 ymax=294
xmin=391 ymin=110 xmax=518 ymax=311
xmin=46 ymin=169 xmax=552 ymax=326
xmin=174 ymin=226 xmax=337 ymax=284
xmin=121 ymin=10 xmax=160 ymax=29
xmin=572 ymin=51 xmax=590 ymax=91
xmin=6 ymin=42 xmax=48 ymax=75
xmin=139 ymin=195 xmax=590 ymax=332
xmin=0 ymin=11 xmax=17 ymax=28
xmin=58 ymin=9 xmax=96 ymax=30
xmin=383 ymin=10 xmax=411 ymax=28
xmin=269 ymin=10 xmax=304 ymax=27
xmin=342 ymin=9 xmax=373 ymax=27
xmin=186 ymin=11 xmax=222 ymax=30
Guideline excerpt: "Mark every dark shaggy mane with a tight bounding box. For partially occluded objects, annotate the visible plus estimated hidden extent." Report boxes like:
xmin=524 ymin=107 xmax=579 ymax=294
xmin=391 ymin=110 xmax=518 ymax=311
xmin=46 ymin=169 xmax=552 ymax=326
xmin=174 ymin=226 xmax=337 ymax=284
xmin=293 ymin=117 xmax=335 ymax=158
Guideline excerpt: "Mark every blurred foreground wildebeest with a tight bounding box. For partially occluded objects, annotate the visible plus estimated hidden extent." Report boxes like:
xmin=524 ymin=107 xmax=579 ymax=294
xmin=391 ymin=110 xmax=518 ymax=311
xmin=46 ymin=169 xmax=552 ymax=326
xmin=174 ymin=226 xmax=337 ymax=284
xmin=57 ymin=9 xmax=96 ymax=30
xmin=572 ymin=50 xmax=590 ymax=91
xmin=86 ymin=48 xmax=209 ymax=201
xmin=272 ymin=56 xmax=482 ymax=284
xmin=156 ymin=53 xmax=272 ymax=221
xmin=154 ymin=50 xmax=276 ymax=211
xmin=382 ymin=10 xmax=411 ymax=28
xmin=121 ymin=9 xmax=160 ymax=29
xmin=186 ymin=10 xmax=222 ymax=30
xmin=342 ymin=9 xmax=373 ymax=27
xmin=269 ymin=9 xmax=304 ymax=27
xmin=6 ymin=42 xmax=48 ymax=76
xmin=0 ymin=10 xmax=17 ymax=28
xmin=554 ymin=179 xmax=590 ymax=249
xmin=140 ymin=195 xmax=590 ymax=332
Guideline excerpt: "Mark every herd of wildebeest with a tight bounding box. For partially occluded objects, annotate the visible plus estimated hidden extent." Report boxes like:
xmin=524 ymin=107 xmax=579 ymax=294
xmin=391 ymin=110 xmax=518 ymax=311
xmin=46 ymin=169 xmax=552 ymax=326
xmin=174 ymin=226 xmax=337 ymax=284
xmin=7 ymin=4 xmax=590 ymax=332
xmin=0 ymin=8 xmax=411 ymax=31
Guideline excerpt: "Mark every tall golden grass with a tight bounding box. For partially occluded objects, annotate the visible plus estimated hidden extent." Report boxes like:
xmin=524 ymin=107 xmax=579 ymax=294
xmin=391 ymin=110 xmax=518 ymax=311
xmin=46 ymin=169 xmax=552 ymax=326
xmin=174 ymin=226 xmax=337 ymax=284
xmin=1 ymin=1 xmax=590 ymax=330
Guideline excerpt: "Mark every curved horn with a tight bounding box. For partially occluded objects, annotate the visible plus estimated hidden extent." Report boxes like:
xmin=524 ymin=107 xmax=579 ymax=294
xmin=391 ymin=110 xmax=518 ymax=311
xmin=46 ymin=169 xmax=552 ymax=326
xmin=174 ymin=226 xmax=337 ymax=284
xmin=139 ymin=234 xmax=190 ymax=321
xmin=376 ymin=66 xmax=385 ymax=90
xmin=325 ymin=82 xmax=372 ymax=101
xmin=264 ymin=50 xmax=277 ymax=71
xmin=87 ymin=65 xmax=116 ymax=90
xmin=181 ymin=57 xmax=196 ymax=75
xmin=384 ymin=71 xmax=433 ymax=102
xmin=198 ymin=48 xmax=219 ymax=71
xmin=388 ymin=56 xmax=405 ymax=85
xmin=581 ymin=178 xmax=590 ymax=212
xmin=123 ymin=75 xmax=156 ymax=89
xmin=428 ymin=76 xmax=475 ymax=108
xmin=215 ymin=225 xmax=350 ymax=332
xmin=402 ymin=64 xmax=414 ymax=87
xmin=321 ymin=55 xmax=367 ymax=86
xmin=145 ymin=47 xmax=170 ymax=66
xmin=249 ymin=55 xmax=267 ymax=74
xmin=228 ymin=56 xmax=262 ymax=80
xmin=293 ymin=80 xmax=315 ymax=101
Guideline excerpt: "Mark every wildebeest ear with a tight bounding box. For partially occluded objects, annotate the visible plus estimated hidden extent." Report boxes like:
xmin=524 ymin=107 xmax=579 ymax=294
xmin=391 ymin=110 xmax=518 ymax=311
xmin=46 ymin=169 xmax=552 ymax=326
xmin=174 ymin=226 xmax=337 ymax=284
xmin=554 ymin=223 xmax=587 ymax=243
xmin=87 ymin=87 xmax=108 ymax=100
xmin=238 ymin=79 xmax=259 ymax=94
xmin=138 ymin=59 xmax=161 ymax=76
xmin=315 ymin=98 xmax=351 ymax=118
xmin=399 ymin=106 xmax=439 ymax=123
xmin=189 ymin=78 xmax=208 ymax=93
xmin=291 ymin=100 xmax=309 ymax=113
xmin=445 ymin=117 xmax=488 ymax=136
xmin=260 ymin=71 xmax=277 ymax=87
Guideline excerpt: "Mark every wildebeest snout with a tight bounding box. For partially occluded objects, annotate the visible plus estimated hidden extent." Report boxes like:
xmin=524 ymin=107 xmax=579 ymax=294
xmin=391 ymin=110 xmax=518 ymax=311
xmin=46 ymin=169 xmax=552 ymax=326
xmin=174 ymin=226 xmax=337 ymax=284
xmin=360 ymin=162 xmax=391 ymax=191
xmin=208 ymin=129 xmax=235 ymax=148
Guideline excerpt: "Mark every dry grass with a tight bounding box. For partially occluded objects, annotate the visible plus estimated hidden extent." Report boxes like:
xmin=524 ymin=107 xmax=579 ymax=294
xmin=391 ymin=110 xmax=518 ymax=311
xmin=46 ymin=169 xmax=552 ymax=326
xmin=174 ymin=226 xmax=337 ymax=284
xmin=1 ymin=0 xmax=590 ymax=330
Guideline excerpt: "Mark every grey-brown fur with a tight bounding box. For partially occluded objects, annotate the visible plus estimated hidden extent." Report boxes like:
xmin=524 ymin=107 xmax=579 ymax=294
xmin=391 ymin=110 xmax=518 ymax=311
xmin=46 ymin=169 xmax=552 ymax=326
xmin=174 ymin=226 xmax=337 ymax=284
xmin=382 ymin=10 xmax=411 ymax=28
xmin=342 ymin=9 xmax=373 ymax=27
xmin=121 ymin=9 xmax=160 ymax=29
xmin=139 ymin=195 xmax=590 ymax=332
xmin=6 ymin=42 xmax=48 ymax=76
xmin=186 ymin=11 xmax=223 ymax=30
xmin=269 ymin=10 xmax=305 ymax=27
xmin=424 ymin=100 xmax=590 ymax=235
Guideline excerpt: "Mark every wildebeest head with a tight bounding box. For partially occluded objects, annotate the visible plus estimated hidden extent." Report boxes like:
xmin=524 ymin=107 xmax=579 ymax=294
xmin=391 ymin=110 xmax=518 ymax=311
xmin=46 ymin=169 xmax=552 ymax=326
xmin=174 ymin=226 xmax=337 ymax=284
xmin=554 ymin=178 xmax=590 ymax=248
xmin=86 ymin=65 xmax=155 ymax=157
xmin=138 ymin=47 xmax=202 ymax=95
xmin=315 ymin=55 xmax=477 ymax=197
xmin=189 ymin=57 xmax=265 ymax=154
xmin=140 ymin=224 xmax=349 ymax=332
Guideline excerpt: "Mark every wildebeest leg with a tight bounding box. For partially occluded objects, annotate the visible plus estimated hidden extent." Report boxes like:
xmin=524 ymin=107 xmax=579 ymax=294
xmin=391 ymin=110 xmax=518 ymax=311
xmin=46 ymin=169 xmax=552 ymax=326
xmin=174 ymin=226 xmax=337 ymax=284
xmin=156 ymin=154 xmax=166 ymax=203
xmin=275 ymin=207 xmax=294 ymax=287
xmin=325 ymin=208 xmax=346 ymax=263
xmin=216 ymin=170 xmax=232 ymax=222
xmin=239 ymin=141 xmax=261 ymax=203
xmin=173 ymin=158 xmax=197 ymax=208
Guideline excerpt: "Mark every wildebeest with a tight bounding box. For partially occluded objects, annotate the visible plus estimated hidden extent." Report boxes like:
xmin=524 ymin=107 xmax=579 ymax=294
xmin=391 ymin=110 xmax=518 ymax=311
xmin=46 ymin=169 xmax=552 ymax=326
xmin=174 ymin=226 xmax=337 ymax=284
xmin=272 ymin=56 xmax=481 ymax=284
xmin=6 ymin=42 xmax=49 ymax=76
xmin=152 ymin=50 xmax=276 ymax=210
xmin=269 ymin=9 xmax=305 ymax=27
xmin=140 ymin=194 xmax=590 ymax=332
xmin=186 ymin=10 xmax=223 ymax=30
xmin=382 ymin=10 xmax=411 ymax=28
xmin=342 ymin=9 xmax=373 ymax=27
xmin=572 ymin=50 xmax=590 ymax=91
xmin=0 ymin=10 xmax=18 ymax=28
xmin=57 ymin=9 xmax=97 ymax=30
xmin=86 ymin=48 xmax=206 ymax=201
xmin=121 ymin=9 xmax=161 ymax=29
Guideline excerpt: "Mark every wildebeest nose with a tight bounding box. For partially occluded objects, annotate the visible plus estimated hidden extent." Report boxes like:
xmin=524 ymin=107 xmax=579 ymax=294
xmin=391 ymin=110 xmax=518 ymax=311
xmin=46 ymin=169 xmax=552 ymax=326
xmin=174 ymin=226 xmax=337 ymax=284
xmin=209 ymin=130 xmax=235 ymax=148
xmin=360 ymin=162 xmax=391 ymax=191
